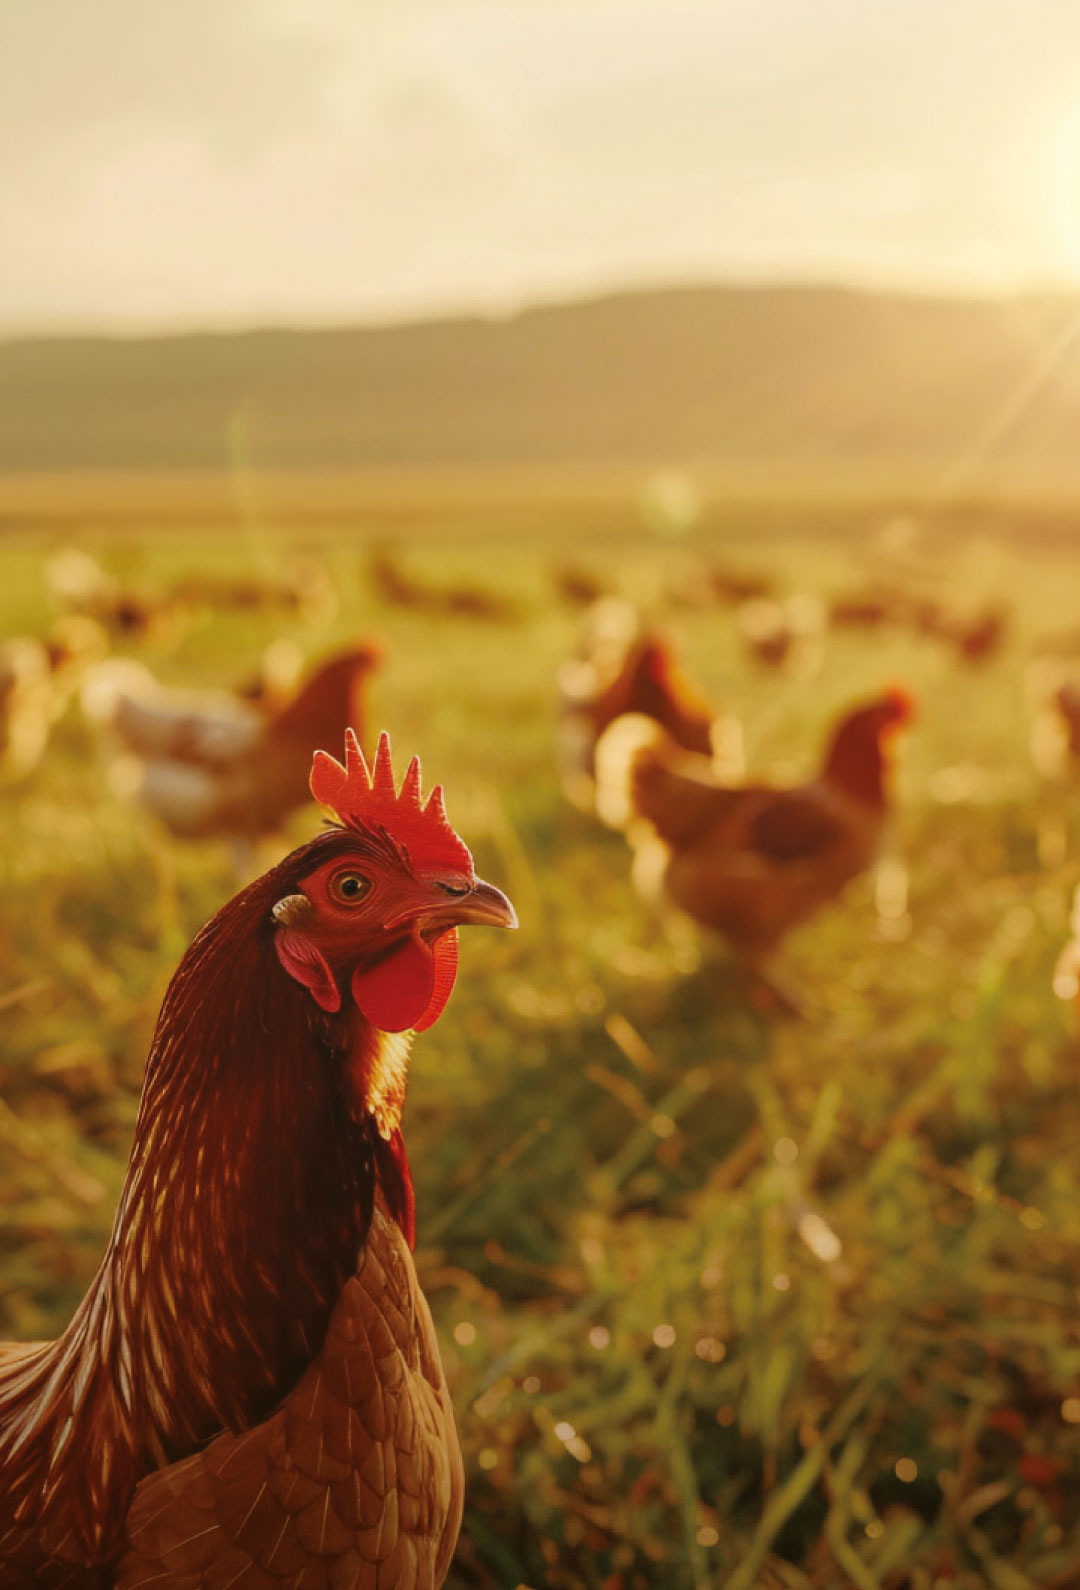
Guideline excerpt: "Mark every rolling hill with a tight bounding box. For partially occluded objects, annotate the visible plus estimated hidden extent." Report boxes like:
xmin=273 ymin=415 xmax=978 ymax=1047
xmin=2 ymin=284 xmax=1080 ymax=490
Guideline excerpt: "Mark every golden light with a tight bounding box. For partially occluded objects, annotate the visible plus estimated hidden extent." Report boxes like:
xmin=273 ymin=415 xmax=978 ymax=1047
xmin=1053 ymin=101 xmax=1080 ymax=276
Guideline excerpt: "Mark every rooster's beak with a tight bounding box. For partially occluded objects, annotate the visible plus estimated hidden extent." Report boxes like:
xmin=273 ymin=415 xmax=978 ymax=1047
xmin=385 ymin=876 xmax=518 ymax=934
xmin=448 ymin=878 xmax=518 ymax=931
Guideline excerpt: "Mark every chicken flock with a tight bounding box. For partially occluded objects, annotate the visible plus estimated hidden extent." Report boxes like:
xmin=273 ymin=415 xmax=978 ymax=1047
xmin=0 ymin=537 xmax=1076 ymax=1585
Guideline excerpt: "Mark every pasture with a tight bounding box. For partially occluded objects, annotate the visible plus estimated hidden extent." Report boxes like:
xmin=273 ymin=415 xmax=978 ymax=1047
xmin=1 ymin=495 xmax=1079 ymax=1589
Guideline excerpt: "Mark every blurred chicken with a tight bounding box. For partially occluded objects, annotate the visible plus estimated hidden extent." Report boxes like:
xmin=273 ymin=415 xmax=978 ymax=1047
xmin=170 ymin=559 xmax=337 ymax=625
xmin=558 ymin=600 xmax=743 ymax=810
xmin=827 ymin=583 xmax=973 ymax=641
xmin=1027 ymin=661 xmax=1080 ymax=782
xmin=1051 ymin=681 xmax=1080 ymax=764
xmin=595 ymin=689 xmax=912 ymax=985
xmin=0 ymin=638 xmax=53 ymax=782
xmin=828 ymin=589 xmax=894 ymax=632
xmin=82 ymin=643 xmax=381 ymax=850
xmin=234 ymin=636 xmax=307 ymax=712
xmin=369 ymin=545 xmax=424 ymax=607
xmin=0 ymin=618 xmax=109 ymax=783
xmin=668 ymin=558 xmax=774 ymax=610
xmin=707 ymin=562 xmax=775 ymax=605
xmin=43 ymin=613 xmax=109 ymax=685
xmin=1053 ymin=883 xmax=1080 ymax=1012
xmin=443 ymin=584 xmax=521 ymax=623
xmin=736 ymin=593 xmax=825 ymax=675
xmin=369 ymin=546 xmax=520 ymax=622
xmin=552 ymin=561 xmax=609 ymax=609
xmin=946 ymin=603 xmax=1009 ymax=666
xmin=883 ymin=590 xmax=1008 ymax=663
xmin=906 ymin=595 xmax=949 ymax=640
xmin=46 ymin=547 xmax=173 ymax=641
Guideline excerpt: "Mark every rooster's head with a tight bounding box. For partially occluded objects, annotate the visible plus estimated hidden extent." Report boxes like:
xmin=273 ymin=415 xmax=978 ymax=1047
xmin=271 ymin=729 xmax=516 ymax=1033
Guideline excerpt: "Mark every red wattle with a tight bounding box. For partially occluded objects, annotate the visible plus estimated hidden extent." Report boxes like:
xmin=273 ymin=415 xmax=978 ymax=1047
xmin=349 ymin=927 xmax=461 ymax=1033
xmin=350 ymin=931 xmax=435 ymax=1033
xmin=413 ymin=929 xmax=459 ymax=1032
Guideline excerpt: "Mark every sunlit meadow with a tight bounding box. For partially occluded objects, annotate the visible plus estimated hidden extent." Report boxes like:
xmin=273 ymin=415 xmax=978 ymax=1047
xmin=1 ymin=493 xmax=1079 ymax=1588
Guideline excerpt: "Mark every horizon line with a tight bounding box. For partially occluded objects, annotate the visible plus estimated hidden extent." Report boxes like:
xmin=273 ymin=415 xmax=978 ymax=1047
xmin=3 ymin=267 xmax=1079 ymax=345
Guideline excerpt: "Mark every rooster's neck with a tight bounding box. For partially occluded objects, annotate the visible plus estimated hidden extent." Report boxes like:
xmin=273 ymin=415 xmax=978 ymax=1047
xmin=0 ymin=855 xmax=376 ymax=1561
xmin=345 ymin=1021 xmax=417 ymax=1249
xmin=346 ymin=1020 xmax=414 ymax=1138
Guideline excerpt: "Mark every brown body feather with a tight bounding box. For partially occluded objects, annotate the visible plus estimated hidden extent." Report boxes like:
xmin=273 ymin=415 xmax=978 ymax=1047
xmin=116 ymin=1197 xmax=463 ymax=1590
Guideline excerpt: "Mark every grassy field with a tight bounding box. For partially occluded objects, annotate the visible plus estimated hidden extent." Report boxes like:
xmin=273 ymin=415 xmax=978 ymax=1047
xmin=2 ymin=502 xmax=1080 ymax=1588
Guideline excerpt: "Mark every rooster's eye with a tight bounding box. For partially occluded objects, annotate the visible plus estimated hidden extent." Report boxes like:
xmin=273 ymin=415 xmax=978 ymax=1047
xmin=329 ymin=871 xmax=371 ymax=906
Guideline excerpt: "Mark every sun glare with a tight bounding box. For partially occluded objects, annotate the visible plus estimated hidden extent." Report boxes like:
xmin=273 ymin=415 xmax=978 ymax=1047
xmin=1053 ymin=101 xmax=1080 ymax=277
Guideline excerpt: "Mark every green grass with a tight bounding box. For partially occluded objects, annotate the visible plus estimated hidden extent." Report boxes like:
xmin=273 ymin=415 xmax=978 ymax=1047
xmin=2 ymin=510 xmax=1080 ymax=1588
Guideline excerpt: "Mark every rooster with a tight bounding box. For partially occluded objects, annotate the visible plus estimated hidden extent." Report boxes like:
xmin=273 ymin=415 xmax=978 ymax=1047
xmin=558 ymin=601 xmax=743 ymax=810
xmin=0 ymin=730 xmax=517 ymax=1587
xmin=595 ymin=689 xmax=911 ymax=980
xmin=82 ymin=644 xmax=380 ymax=851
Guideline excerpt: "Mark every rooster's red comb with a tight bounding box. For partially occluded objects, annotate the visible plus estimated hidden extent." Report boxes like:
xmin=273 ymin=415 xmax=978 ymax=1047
xmin=310 ymin=729 xmax=473 ymax=875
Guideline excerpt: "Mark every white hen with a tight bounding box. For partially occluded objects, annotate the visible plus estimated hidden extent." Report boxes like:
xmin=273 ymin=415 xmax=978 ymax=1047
xmin=81 ymin=645 xmax=381 ymax=852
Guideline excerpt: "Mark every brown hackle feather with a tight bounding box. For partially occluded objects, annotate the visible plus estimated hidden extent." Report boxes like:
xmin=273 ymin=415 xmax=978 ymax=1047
xmin=0 ymin=828 xmax=383 ymax=1574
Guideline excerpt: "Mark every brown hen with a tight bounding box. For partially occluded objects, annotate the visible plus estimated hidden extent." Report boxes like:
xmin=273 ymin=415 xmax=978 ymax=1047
xmin=596 ymin=690 xmax=911 ymax=972
xmin=558 ymin=602 xmax=742 ymax=809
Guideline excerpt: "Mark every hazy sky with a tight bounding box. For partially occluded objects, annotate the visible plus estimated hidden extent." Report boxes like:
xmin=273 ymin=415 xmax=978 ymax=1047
xmin=4 ymin=0 xmax=1080 ymax=331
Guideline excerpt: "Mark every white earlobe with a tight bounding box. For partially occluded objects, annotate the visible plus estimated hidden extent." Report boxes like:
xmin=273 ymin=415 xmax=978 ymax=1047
xmin=271 ymin=893 xmax=312 ymax=926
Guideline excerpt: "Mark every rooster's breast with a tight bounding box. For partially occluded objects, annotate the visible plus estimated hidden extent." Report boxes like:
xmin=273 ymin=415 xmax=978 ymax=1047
xmin=116 ymin=1202 xmax=463 ymax=1589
